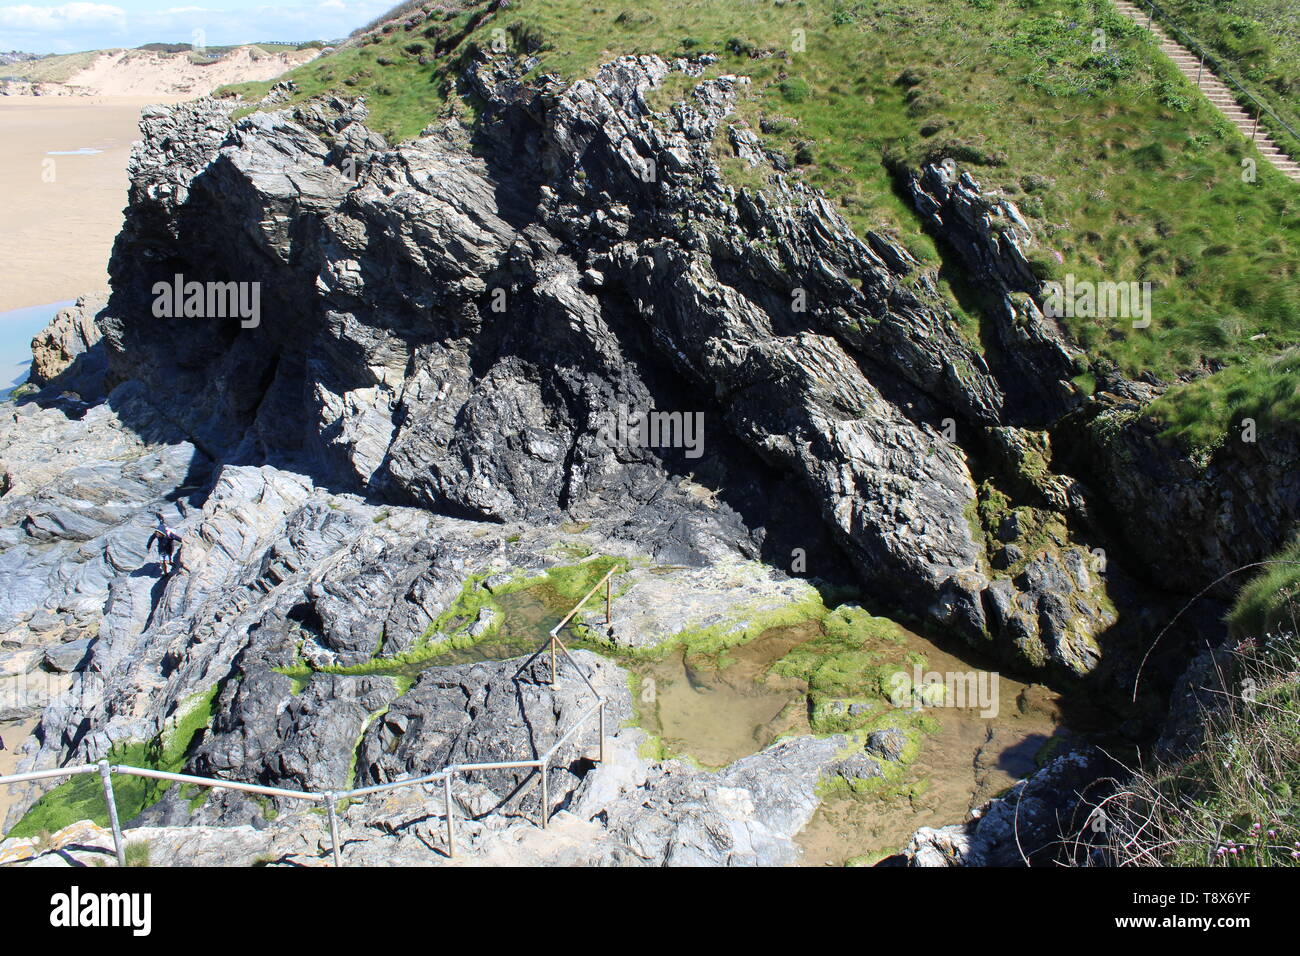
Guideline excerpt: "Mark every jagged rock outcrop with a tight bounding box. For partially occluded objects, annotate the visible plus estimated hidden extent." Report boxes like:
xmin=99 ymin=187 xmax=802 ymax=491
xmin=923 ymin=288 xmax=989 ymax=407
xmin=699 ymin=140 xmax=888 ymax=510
xmin=28 ymin=293 xmax=107 ymax=387
xmin=905 ymin=162 xmax=1083 ymax=424
xmin=90 ymin=55 xmax=1160 ymax=681
xmin=899 ymin=748 xmax=1118 ymax=867
xmin=1058 ymin=391 xmax=1300 ymax=600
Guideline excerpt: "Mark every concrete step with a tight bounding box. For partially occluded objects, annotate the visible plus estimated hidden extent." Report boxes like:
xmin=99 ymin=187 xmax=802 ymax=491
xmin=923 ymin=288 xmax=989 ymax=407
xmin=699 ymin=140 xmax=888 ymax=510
xmin=1113 ymin=1 xmax=1299 ymax=178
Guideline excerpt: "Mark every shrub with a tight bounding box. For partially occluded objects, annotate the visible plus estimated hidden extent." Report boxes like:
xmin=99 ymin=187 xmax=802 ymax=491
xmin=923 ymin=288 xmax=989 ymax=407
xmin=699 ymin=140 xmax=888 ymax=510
xmin=778 ymin=77 xmax=811 ymax=103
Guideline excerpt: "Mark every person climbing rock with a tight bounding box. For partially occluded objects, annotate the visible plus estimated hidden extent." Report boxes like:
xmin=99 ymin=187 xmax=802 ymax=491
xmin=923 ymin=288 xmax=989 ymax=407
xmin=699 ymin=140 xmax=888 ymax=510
xmin=147 ymin=514 xmax=184 ymax=575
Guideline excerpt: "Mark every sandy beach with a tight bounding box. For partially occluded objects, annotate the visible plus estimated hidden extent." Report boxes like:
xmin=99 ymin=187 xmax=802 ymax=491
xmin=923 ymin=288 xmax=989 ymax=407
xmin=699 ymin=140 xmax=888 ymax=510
xmin=0 ymin=716 xmax=40 ymax=827
xmin=0 ymin=95 xmax=176 ymax=312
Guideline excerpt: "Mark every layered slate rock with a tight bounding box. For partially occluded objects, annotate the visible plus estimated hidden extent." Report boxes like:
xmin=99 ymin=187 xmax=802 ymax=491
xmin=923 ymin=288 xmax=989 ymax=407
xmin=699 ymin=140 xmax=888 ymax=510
xmin=92 ymin=57 xmax=1145 ymax=676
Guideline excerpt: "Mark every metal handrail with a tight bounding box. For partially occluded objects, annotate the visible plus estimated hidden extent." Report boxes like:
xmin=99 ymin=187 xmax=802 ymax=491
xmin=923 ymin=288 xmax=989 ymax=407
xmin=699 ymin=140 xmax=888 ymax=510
xmin=1126 ymin=0 xmax=1300 ymax=148
xmin=1 ymin=564 xmax=621 ymax=867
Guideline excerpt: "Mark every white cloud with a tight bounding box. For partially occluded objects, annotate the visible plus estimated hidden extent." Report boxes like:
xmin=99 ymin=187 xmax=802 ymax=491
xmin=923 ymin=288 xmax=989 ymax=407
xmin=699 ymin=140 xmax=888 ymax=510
xmin=0 ymin=0 xmax=392 ymax=52
xmin=0 ymin=3 xmax=126 ymax=33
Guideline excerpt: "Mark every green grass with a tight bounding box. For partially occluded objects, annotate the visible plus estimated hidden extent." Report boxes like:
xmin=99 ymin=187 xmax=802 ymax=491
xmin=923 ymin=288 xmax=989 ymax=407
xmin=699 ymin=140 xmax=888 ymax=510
xmin=220 ymin=0 xmax=1300 ymax=437
xmin=6 ymin=685 xmax=221 ymax=840
xmin=124 ymin=840 xmax=152 ymax=867
xmin=1150 ymin=0 xmax=1300 ymax=160
xmin=1095 ymin=576 xmax=1300 ymax=865
xmin=1229 ymin=532 xmax=1300 ymax=638
xmin=1147 ymin=347 xmax=1300 ymax=452
xmin=221 ymin=2 xmax=490 ymax=138
xmin=1101 ymin=631 xmax=1300 ymax=866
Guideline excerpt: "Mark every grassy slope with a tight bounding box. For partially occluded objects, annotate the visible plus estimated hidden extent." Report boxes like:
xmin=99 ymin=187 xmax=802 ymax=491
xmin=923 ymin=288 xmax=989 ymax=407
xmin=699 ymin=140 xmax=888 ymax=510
xmin=224 ymin=0 xmax=1300 ymax=427
xmin=0 ymin=50 xmax=109 ymax=82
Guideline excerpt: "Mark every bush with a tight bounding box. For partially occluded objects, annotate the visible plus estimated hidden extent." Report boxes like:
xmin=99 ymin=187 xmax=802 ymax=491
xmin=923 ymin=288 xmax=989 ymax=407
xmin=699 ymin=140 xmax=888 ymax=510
xmin=778 ymin=77 xmax=811 ymax=103
xmin=726 ymin=36 xmax=757 ymax=58
xmin=507 ymin=21 xmax=548 ymax=54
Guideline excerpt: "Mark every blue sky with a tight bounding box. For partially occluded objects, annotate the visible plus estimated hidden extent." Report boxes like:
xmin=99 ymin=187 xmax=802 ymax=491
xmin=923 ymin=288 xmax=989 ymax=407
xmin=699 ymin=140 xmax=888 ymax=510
xmin=0 ymin=0 xmax=395 ymax=53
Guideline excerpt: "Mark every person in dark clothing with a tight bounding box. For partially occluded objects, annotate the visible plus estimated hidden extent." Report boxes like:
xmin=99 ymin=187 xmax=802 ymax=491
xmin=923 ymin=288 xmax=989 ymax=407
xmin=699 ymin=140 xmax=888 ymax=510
xmin=147 ymin=515 xmax=184 ymax=575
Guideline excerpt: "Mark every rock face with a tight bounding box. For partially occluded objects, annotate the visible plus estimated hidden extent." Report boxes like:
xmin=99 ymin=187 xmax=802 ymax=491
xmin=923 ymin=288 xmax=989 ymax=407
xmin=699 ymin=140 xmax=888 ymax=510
xmin=899 ymin=748 xmax=1118 ymax=867
xmin=28 ymin=293 xmax=107 ymax=387
xmin=1059 ymin=391 xmax=1300 ymax=600
xmin=905 ymin=164 xmax=1081 ymax=424
xmin=91 ymin=56 xmax=1197 ymax=683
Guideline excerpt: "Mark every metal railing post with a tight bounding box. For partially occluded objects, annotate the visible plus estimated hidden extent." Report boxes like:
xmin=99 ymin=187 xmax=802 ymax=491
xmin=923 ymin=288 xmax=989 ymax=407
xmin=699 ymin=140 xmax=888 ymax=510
xmin=1196 ymin=55 xmax=1203 ymax=88
xmin=598 ymin=700 xmax=606 ymax=763
xmin=324 ymin=793 xmax=342 ymax=867
xmin=605 ymin=576 xmax=612 ymax=624
xmin=97 ymin=761 xmax=126 ymax=867
xmin=444 ymin=773 xmax=456 ymax=858
xmin=1252 ymin=112 xmax=1260 ymax=140
xmin=549 ymin=635 xmax=557 ymax=685
xmin=539 ymin=761 xmax=549 ymax=829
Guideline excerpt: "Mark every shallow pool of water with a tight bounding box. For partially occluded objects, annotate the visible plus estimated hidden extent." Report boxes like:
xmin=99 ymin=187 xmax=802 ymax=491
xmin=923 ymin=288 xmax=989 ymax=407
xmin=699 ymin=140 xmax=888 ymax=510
xmin=793 ymin=626 xmax=1081 ymax=867
xmin=302 ymin=577 xmax=1098 ymax=864
xmin=629 ymin=623 xmax=817 ymax=768
xmin=372 ymin=585 xmax=582 ymax=678
xmin=0 ymin=300 xmax=72 ymax=397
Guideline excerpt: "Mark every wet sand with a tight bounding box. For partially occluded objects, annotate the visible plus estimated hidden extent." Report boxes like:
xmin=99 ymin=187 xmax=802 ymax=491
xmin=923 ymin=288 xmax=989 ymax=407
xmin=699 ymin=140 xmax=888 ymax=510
xmin=0 ymin=716 xmax=40 ymax=828
xmin=0 ymin=95 xmax=177 ymax=312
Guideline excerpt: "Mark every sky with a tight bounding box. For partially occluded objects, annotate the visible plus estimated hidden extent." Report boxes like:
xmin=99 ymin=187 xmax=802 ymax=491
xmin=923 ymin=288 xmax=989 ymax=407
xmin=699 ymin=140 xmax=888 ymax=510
xmin=0 ymin=0 xmax=395 ymax=53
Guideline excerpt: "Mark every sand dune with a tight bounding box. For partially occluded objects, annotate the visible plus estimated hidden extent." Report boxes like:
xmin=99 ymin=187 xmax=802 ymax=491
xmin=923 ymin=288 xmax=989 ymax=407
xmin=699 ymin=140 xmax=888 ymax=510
xmin=2 ymin=45 xmax=318 ymax=99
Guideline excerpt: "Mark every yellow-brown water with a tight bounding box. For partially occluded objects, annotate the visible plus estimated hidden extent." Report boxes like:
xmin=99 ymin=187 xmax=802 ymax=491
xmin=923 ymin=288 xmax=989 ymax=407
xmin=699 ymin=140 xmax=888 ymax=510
xmin=794 ymin=627 xmax=1074 ymax=867
xmin=631 ymin=623 xmax=817 ymax=768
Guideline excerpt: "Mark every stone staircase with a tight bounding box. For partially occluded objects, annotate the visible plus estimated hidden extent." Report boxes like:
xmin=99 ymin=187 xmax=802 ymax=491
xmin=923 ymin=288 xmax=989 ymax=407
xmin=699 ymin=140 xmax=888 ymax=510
xmin=1112 ymin=0 xmax=1300 ymax=182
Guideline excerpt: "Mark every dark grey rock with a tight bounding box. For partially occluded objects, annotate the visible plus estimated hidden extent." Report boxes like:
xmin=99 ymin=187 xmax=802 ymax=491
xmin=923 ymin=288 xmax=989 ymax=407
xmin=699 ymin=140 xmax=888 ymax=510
xmin=43 ymin=638 xmax=94 ymax=673
xmin=865 ymin=727 xmax=907 ymax=762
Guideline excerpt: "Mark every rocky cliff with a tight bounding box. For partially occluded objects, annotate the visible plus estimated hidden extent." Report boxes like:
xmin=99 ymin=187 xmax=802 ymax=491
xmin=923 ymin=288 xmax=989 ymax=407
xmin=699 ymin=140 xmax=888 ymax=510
xmin=100 ymin=56 xmax=1215 ymax=683
xmin=0 ymin=46 xmax=1284 ymax=866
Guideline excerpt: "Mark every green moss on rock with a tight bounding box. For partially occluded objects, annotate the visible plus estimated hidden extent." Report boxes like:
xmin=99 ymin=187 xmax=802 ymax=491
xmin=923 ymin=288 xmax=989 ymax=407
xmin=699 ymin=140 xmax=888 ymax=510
xmin=7 ymin=685 xmax=221 ymax=840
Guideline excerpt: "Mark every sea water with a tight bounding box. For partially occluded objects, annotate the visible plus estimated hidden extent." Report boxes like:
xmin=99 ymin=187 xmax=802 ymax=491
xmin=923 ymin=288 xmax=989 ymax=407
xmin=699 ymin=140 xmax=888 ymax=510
xmin=0 ymin=300 xmax=74 ymax=398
